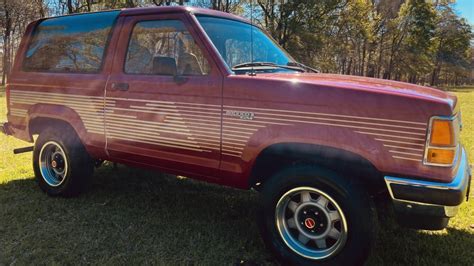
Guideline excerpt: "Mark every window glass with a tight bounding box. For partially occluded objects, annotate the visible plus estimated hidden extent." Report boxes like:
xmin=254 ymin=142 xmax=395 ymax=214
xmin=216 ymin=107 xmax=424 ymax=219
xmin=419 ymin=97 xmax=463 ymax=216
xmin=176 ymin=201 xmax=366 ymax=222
xmin=125 ymin=20 xmax=210 ymax=76
xmin=197 ymin=16 xmax=292 ymax=70
xmin=23 ymin=11 xmax=118 ymax=73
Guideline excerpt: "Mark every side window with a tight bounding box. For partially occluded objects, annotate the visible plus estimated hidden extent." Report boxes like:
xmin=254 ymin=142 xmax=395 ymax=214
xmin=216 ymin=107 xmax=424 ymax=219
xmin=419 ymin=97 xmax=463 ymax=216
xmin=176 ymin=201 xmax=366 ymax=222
xmin=23 ymin=11 xmax=118 ymax=73
xmin=125 ymin=19 xmax=210 ymax=76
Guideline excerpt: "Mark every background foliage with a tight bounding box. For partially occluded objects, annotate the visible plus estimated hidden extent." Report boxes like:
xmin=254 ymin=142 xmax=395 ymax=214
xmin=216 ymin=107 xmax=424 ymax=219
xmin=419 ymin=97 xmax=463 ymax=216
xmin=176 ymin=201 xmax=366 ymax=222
xmin=1 ymin=0 xmax=473 ymax=86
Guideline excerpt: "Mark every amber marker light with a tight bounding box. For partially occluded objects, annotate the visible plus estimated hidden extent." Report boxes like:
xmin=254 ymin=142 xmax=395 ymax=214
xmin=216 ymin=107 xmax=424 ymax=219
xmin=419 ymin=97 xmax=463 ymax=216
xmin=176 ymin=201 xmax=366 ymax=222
xmin=427 ymin=148 xmax=455 ymax=165
xmin=424 ymin=115 xmax=460 ymax=167
xmin=430 ymin=119 xmax=454 ymax=146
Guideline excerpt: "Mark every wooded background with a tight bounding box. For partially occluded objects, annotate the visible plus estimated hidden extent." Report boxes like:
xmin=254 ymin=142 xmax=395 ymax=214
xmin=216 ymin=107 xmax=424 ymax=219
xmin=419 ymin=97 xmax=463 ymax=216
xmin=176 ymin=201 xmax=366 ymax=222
xmin=1 ymin=0 xmax=473 ymax=86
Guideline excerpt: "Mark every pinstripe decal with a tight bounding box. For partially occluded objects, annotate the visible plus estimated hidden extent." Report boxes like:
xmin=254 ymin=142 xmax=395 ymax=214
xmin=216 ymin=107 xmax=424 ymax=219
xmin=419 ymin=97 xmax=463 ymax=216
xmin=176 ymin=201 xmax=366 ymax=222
xmin=223 ymin=105 xmax=427 ymax=162
xmin=9 ymin=90 xmax=428 ymax=163
xmin=382 ymin=144 xmax=424 ymax=152
xmin=223 ymin=105 xmax=427 ymax=125
xmin=11 ymin=91 xmax=106 ymax=134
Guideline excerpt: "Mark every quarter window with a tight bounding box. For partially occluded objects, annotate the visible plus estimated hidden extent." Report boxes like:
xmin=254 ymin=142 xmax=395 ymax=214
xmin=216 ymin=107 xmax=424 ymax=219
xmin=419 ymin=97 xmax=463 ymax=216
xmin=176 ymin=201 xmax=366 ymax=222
xmin=125 ymin=20 xmax=210 ymax=76
xmin=23 ymin=11 xmax=118 ymax=73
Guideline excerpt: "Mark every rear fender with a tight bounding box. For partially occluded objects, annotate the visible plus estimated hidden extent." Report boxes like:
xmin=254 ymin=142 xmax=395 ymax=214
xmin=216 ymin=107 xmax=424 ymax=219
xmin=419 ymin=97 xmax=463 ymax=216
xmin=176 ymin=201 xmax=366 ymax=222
xmin=26 ymin=104 xmax=94 ymax=148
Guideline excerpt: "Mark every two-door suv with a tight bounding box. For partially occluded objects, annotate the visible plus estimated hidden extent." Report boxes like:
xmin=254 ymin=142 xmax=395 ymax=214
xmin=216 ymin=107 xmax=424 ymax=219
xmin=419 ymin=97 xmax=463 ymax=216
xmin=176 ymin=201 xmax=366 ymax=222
xmin=1 ymin=6 xmax=471 ymax=265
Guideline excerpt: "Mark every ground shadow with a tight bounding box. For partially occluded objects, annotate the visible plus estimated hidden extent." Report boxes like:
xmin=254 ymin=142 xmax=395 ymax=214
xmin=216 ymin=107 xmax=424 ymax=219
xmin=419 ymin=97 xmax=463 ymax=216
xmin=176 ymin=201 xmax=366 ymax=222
xmin=0 ymin=164 xmax=472 ymax=265
xmin=368 ymin=200 xmax=474 ymax=265
xmin=0 ymin=164 xmax=273 ymax=265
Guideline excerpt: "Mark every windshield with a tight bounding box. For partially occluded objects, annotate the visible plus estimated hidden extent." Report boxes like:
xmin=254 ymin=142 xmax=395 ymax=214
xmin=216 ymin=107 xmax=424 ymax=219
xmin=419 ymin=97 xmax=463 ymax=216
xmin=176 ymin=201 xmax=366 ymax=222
xmin=196 ymin=15 xmax=295 ymax=73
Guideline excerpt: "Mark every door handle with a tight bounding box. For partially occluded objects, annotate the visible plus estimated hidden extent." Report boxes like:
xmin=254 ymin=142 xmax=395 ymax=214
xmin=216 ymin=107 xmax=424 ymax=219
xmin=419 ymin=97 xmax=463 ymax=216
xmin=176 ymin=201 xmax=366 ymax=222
xmin=111 ymin=82 xmax=129 ymax=91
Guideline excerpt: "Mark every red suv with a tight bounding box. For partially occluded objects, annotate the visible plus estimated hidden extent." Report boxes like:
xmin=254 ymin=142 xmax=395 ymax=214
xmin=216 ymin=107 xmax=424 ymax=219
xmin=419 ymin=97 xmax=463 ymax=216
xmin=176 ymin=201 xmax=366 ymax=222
xmin=1 ymin=7 xmax=471 ymax=265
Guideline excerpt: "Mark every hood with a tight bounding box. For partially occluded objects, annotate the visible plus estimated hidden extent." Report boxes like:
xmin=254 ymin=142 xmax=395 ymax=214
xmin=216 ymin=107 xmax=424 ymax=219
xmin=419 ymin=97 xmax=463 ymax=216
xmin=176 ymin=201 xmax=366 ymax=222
xmin=259 ymin=73 xmax=457 ymax=110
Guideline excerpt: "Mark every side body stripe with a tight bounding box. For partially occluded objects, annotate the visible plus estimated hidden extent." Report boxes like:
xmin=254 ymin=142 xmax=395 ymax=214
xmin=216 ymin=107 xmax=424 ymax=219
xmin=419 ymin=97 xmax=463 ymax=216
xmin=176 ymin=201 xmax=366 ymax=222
xmin=9 ymin=90 xmax=427 ymax=163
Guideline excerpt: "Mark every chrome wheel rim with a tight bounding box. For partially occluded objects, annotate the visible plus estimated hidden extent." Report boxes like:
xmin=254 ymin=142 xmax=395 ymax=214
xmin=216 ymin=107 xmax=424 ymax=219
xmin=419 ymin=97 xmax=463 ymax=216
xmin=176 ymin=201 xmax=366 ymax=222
xmin=275 ymin=186 xmax=348 ymax=260
xmin=39 ymin=141 xmax=68 ymax=187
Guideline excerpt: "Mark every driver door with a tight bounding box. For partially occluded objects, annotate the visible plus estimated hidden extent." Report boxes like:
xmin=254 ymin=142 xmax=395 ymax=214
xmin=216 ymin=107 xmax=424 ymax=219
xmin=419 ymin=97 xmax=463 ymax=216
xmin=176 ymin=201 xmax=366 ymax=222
xmin=105 ymin=13 xmax=223 ymax=178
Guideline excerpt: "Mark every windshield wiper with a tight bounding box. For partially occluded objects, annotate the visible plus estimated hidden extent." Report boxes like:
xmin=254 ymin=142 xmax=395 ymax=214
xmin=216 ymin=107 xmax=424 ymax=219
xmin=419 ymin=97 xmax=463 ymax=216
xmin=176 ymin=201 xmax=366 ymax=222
xmin=287 ymin=61 xmax=320 ymax=73
xmin=232 ymin=62 xmax=305 ymax=73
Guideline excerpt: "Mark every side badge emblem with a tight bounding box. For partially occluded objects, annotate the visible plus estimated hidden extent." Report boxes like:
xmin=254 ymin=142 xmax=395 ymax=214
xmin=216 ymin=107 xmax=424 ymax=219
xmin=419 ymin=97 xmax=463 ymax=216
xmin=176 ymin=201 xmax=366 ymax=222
xmin=224 ymin=110 xmax=255 ymax=120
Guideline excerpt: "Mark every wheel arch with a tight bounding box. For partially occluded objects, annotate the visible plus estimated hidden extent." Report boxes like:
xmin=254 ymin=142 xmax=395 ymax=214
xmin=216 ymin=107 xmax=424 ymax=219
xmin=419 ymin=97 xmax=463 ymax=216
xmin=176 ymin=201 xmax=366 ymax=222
xmin=26 ymin=105 xmax=88 ymax=140
xmin=29 ymin=117 xmax=76 ymax=135
xmin=249 ymin=142 xmax=385 ymax=195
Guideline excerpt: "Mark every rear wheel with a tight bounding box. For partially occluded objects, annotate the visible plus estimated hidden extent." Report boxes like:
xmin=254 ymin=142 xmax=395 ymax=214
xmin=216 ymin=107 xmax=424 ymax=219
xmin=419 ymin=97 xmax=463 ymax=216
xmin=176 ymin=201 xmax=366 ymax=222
xmin=258 ymin=165 xmax=375 ymax=265
xmin=33 ymin=125 xmax=94 ymax=197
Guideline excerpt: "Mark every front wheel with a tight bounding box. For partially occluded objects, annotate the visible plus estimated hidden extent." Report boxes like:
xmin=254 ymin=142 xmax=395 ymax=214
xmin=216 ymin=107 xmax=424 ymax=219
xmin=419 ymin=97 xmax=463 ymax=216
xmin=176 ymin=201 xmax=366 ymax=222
xmin=258 ymin=165 xmax=375 ymax=265
xmin=33 ymin=125 xmax=94 ymax=197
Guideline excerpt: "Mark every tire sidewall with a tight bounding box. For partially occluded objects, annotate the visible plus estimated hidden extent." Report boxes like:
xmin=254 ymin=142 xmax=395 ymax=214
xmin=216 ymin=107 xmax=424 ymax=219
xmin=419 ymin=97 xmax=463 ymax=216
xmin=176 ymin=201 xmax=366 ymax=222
xmin=258 ymin=165 xmax=375 ymax=266
xmin=33 ymin=127 xmax=91 ymax=196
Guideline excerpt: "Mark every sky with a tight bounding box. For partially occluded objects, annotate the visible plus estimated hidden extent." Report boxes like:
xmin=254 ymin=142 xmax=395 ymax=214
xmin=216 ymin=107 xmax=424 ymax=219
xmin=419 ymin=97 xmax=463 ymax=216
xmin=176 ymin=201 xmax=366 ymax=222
xmin=454 ymin=0 xmax=474 ymax=25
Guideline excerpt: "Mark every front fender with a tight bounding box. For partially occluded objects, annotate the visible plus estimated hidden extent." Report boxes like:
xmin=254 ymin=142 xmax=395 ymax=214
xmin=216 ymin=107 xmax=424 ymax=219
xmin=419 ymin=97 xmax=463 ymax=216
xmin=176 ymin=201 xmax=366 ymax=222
xmin=240 ymin=123 xmax=381 ymax=176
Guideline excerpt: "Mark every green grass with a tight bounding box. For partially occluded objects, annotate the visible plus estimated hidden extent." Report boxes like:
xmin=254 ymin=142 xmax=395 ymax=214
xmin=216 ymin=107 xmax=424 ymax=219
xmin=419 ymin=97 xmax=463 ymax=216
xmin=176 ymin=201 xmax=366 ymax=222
xmin=1 ymin=86 xmax=473 ymax=265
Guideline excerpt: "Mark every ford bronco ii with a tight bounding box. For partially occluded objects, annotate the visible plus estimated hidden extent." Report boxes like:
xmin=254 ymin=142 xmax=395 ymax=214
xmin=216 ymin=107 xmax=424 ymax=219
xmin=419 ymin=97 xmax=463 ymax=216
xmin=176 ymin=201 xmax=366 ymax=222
xmin=1 ymin=6 xmax=471 ymax=265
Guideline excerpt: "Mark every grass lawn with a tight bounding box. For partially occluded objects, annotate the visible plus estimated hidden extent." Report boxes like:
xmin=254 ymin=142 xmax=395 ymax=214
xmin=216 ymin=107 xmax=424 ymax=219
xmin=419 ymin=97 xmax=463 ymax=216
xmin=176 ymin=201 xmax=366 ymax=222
xmin=0 ymin=86 xmax=473 ymax=265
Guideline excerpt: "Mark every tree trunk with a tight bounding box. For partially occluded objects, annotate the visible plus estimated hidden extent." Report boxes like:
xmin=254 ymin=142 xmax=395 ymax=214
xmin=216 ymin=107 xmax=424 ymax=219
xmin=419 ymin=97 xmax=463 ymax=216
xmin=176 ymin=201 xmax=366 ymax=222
xmin=361 ymin=40 xmax=367 ymax=76
xmin=366 ymin=43 xmax=373 ymax=77
xmin=376 ymin=31 xmax=385 ymax=78
xmin=384 ymin=40 xmax=396 ymax=80
xmin=126 ymin=0 xmax=136 ymax=8
xmin=346 ymin=58 xmax=352 ymax=75
xmin=37 ymin=0 xmax=46 ymax=17
xmin=2 ymin=4 xmax=12 ymax=85
xmin=67 ymin=0 xmax=74 ymax=14
xmin=430 ymin=63 xmax=441 ymax=86
xmin=86 ymin=0 xmax=92 ymax=12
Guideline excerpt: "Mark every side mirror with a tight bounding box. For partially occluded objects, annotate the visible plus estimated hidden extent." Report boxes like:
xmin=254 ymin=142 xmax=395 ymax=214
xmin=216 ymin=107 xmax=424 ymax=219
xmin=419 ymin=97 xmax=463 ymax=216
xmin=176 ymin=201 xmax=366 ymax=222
xmin=152 ymin=56 xmax=188 ymax=84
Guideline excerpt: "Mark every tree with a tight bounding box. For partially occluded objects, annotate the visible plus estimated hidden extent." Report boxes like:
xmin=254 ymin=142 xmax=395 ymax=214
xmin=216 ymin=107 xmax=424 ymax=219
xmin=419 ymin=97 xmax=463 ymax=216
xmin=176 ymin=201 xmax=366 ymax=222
xmin=0 ymin=0 xmax=472 ymax=86
xmin=390 ymin=0 xmax=437 ymax=83
xmin=0 ymin=0 xmax=45 ymax=85
xmin=431 ymin=4 xmax=472 ymax=85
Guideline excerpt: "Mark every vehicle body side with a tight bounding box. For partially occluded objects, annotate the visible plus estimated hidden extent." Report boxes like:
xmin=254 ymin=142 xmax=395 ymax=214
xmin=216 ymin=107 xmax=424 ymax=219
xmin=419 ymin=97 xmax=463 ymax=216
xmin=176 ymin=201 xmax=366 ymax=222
xmin=3 ymin=6 xmax=466 ymax=193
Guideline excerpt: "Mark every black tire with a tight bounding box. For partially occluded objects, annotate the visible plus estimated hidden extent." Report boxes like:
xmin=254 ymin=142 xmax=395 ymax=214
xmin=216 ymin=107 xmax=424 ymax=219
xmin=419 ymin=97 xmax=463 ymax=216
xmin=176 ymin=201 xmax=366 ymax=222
xmin=257 ymin=165 xmax=376 ymax=266
xmin=33 ymin=125 xmax=94 ymax=197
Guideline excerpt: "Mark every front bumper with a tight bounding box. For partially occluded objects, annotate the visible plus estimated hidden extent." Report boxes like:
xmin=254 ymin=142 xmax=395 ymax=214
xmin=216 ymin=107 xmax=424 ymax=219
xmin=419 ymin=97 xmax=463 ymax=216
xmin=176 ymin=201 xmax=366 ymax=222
xmin=384 ymin=146 xmax=471 ymax=229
